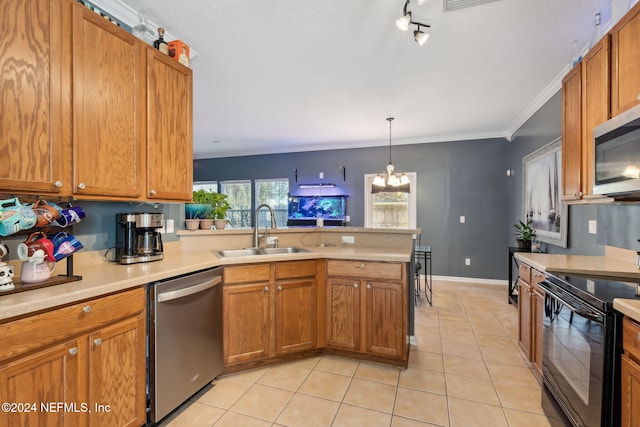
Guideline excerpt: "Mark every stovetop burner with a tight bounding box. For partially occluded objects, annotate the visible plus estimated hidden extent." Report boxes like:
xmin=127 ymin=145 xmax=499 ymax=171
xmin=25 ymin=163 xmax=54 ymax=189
xmin=545 ymin=273 xmax=640 ymax=312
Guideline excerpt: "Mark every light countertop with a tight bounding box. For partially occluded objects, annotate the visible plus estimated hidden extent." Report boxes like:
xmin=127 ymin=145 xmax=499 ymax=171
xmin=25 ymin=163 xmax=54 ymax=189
xmin=515 ymin=250 xmax=640 ymax=322
xmin=0 ymin=245 xmax=411 ymax=322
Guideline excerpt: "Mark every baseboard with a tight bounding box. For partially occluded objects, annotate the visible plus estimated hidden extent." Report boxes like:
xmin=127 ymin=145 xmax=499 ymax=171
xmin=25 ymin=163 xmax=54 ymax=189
xmin=430 ymin=275 xmax=508 ymax=286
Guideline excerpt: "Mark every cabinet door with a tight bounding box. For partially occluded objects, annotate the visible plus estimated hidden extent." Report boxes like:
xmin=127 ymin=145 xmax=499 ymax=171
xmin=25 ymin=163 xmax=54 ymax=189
xmin=611 ymin=3 xmax=640 ymax=116
xmin=621 ymin=354 xmax=640 ymax=427
xmin=581 ymin=36 xmax=610 ymax=197
xmin=72 ymin=5 xmax=145 ymax=198
xmin=223 ymin=283 xmax=272 ymax=364
xmin=532 ymin=288 xmax=545 ymax=380
xmin=562 ymin=63 xmax=583 ymax=200
xmin=365 ymin=280 xmax=405 ymax=357
xmin=0 ymin=339 xmax=86 ymax=427
xmin=146 ymin=50 xmax=193 ymax=201
xmin=326 ymin=278 xmax=360 ymax=351
xmin=275 ymin=279 xmax=317 ymax=354
xmin=88 ymin=315 xmax=146 ymax=427
xmin=0 ymin=0 xmax=68 ymax=194
xmin=517 ymin=280 xmax=532 ymax=359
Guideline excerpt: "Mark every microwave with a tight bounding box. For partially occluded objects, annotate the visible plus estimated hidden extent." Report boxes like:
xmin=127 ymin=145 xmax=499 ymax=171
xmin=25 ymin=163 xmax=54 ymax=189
xmin=593 ymin=102 xmax=640 ymax=199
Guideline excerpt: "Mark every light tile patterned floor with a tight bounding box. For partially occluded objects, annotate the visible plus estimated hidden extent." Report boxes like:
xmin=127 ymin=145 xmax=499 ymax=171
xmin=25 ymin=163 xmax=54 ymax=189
xmin=160 ymin=280 xmax=569 ymax=427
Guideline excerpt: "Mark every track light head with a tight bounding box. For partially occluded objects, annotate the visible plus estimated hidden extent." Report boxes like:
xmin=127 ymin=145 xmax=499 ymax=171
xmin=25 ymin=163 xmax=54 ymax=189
xmin=395 ymin=12 xmax=411 ymax=31
xmin=414 ymin=28 xmax=429 ymax=45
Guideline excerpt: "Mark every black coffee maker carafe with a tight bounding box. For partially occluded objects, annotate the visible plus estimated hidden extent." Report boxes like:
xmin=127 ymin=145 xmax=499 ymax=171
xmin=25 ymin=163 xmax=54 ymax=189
xmin=116 ymin=213 xmax=164 ymax=264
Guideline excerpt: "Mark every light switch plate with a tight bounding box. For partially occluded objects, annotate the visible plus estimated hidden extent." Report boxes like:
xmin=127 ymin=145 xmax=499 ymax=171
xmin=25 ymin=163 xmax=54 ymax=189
xmin=588 ymin=220 xmax=597 ymax=234
xmin=342 ymin=236 xmax=355 ymax=244
xmin=460 ymin=216 xmax=465 ymax=224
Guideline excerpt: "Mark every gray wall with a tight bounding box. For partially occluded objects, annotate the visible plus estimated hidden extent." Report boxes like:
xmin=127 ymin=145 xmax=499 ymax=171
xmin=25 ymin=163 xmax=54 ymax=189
xmin=507 ymin=91 xmax=640 ymax=255
xmin=195 ymin=137 xmax=511 ymax=279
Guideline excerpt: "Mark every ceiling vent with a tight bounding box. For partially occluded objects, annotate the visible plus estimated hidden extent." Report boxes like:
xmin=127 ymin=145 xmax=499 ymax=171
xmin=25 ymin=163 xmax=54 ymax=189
xmin=444 ymin=0 xmax=499 ymax=12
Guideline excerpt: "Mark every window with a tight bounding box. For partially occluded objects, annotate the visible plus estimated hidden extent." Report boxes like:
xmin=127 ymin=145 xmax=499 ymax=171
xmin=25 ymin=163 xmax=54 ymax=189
xmin=364 ymin=173 xmax=417 ymax=229
xmin=220 ymin=180 xmax=252 ymax=228
xmin=192 ymin=181 xmax=217 ymax=193
xmin=255 ymin=179 xmax=289 ymax=228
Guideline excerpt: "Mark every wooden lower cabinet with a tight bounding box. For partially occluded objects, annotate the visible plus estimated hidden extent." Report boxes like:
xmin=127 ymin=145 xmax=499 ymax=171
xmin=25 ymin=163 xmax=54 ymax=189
xmin=517 ymin=262 xmax=545 ymax=381
xmin=326 ymin=260 xmax=407 ymax=362
xmin=622 ymin=317 xmax=640 ymax=426
xmin=0 ymin=287 xmax=146 ymax=427
xmin=223 ymin=261 xmax=319 ymax=367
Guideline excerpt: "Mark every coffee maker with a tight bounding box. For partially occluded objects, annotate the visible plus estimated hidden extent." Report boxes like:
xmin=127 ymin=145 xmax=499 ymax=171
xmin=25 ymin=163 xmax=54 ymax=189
xmin=116 ymin=213 xmax=164 ymax=264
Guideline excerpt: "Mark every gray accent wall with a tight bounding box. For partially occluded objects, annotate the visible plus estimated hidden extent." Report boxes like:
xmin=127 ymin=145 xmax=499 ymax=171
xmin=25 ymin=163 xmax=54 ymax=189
xmin=195 ymin=137 xmax=511 ymax=279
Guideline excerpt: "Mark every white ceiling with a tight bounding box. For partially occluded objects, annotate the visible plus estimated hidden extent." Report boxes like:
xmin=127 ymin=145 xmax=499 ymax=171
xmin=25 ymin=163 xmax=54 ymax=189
xmin=112 ymin=0 xmax=614 ymax=159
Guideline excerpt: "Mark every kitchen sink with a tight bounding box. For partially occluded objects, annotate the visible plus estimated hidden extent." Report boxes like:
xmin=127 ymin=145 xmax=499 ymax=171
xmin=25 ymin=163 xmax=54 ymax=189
xmin=214 ymin=247 xmax=310 ymax=257
xmin=259 ymin=247 xmax=311 ymax=255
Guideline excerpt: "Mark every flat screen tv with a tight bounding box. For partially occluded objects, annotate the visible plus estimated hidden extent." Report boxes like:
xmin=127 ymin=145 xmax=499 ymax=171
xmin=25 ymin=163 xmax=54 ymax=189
xmin=287 ymin=195 xmax=347 ymax=226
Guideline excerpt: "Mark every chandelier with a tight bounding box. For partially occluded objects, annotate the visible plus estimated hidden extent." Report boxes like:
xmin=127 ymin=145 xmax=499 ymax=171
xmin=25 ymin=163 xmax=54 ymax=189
xmin=395 ymin=0 xmax=431 ymax=46
xmin=372 ymin=118 xmax=410 ymax=191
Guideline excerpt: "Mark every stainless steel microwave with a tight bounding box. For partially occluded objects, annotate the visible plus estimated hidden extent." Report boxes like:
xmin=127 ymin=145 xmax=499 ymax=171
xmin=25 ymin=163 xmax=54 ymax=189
xmin=593 ymin=102 xmax=640 ymax=199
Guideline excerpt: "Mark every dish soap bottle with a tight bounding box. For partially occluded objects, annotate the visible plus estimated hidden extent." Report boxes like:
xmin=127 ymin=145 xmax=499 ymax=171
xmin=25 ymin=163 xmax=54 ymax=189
xmin=154 ymin=27 xmax=169 ymax=55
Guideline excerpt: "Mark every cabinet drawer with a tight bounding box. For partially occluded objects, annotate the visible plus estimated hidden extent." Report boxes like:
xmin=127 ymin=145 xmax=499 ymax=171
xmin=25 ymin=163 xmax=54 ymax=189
xmin=531 ymin=269 xmax=546 ymax=291
xmin=518 ymin=263 xmax=532 ymax=285
xmin=276 ymin=260 xmax=316 ymax=280
xmin=327 ymin=260 xmax=403 ymax=281
xmin=224 ymin=263 xmax=270 ymax=284
xmin=623 ymin=317 xmax=640 ymax=363
xmin=0 ymin=287 xmax=145 ymax=362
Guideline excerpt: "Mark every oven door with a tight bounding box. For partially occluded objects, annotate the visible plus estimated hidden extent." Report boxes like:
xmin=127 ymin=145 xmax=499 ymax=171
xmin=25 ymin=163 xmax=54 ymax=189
xmin=539 ymin=282 xmax=613 ymax=427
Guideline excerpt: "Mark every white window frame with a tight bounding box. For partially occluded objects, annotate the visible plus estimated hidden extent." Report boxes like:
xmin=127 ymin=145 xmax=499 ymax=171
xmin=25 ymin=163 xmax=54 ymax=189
xmin=364 ymin=173 xmax=417 ymax=229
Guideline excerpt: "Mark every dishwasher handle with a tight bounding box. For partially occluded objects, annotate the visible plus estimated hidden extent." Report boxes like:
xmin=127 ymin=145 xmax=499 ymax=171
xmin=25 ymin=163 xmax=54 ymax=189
xmin=157 ymin=276 xmax=222 ymax=303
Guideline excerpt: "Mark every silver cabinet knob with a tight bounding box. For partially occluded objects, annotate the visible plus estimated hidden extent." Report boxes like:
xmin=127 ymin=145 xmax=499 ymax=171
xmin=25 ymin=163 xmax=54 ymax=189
xmin=82 ymin=305 xmax=92 ymax=313
xmin=54 ymin=180 xmax=63 ymax=188
xmin=637 ymin=332 xmax=640 ymax=341
xmin=93 ymin=338 xmax=102 ymax=346
xmin=353 ymin=283 xmax=359 ymax=288
xmin=636 ymin=94 xmax=640 ymax=101
xmin=367 ymin=283 xmax=372 ymax=289
xmin=264 ymin=286 xmax=270 ymax=292
xmin=277 ymin=285 xmax=282 ymax=291
xmin=360 ymin=263 xmax=366 ymax=269
xmin=69 ymin=347 xmax=78 ymax=355
xmin=77 ymin=182 xmax=86 ymax=190
xmin=150 ymin=189 xmax=157 ymax=195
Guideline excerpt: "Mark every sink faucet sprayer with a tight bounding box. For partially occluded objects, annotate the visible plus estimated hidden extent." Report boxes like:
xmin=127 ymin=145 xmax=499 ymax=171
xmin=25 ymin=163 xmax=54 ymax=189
xmin=254 ymin=204 xmax=277 ymax=247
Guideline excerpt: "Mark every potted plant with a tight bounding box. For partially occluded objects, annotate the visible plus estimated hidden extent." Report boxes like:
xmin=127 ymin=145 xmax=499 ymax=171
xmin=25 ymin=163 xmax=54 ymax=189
xmin=185 ymin=189 xmax=213 ymax=230
xmin=209 ymin=192 xmax=231 ymax=230
xmin=514 ymin=219 xmax=536 ymax=249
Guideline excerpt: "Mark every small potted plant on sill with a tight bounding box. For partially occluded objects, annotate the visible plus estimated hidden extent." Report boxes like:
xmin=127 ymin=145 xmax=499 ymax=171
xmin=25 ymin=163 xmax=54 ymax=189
xmin=514 ymin=219 xmax=536 ymax=250
xmin=209 ymin=193 xmax=231 ymax=230
xmin=185 ymin=189 xmax=213 ymax=230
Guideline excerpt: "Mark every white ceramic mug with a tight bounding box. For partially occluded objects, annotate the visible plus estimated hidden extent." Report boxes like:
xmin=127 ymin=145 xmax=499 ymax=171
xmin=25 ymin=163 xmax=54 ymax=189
xmin=20 ymin=260 xmax=56 ymax=284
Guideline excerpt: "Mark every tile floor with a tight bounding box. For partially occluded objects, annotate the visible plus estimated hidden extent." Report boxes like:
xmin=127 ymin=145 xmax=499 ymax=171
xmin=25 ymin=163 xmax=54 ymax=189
xmin=161 ymin=280 xmax=570 ymax=427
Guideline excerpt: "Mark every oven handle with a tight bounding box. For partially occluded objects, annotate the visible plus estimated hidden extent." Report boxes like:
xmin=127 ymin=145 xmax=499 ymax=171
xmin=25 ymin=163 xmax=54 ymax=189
xmin=157 ymin=276 xmax=222 ymax=303
xmin=540 ymin=282 xmax=604 ymax=323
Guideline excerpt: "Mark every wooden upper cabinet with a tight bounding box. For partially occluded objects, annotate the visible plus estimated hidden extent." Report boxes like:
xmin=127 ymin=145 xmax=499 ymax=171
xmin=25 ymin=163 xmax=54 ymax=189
xmin=72 ymin=5 xmax=145 ymax=199
xmin=562 ymin=62 xmax=583 ymax=200
xmin=581 ymin=35 xmax=610 ymax=198
xmin=611 ymin=2 xmax=640 ymax=116
xmin=0 ymin=0 xmax=68 ymax=195
xmin=146 ymin=50 xmax=193 ymax=201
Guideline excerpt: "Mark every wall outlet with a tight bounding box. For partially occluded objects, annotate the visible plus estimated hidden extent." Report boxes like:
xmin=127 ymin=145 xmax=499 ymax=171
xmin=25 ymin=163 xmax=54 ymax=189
xmin=342 ymin=236 xmax=355 ymax=244
xmin=465 ymin=258 xmax=471 ymax=266
xmin=267 ymin=236 xmax=279 ymax=245
xmin=165 ymin=219 xmax=174 ymax=233
xmin=460 ymin=216 xmax=465 ymax=224
xmin=588 ymin=220 xmax=597 ymax=234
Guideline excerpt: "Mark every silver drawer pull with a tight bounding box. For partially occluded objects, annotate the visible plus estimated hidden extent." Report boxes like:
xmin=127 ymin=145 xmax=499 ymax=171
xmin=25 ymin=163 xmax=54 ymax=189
xmin=82 ymin=305 xmax=92 ymax=313
xmin=264 ymin=286 xmax=270 ymax=292
xmin=93 ymin=338 xmax=102 ymax=346
xmin=277 ymin=285 xmax=282 ymax=291
xmin=69 ymin=347 xmax=78 ymax=355
xmin=354 ymin=283 xmax=359 ymax=288
xmin=54 ymin=180 xmax=63 ymax=187
xmin=360 ymin=263 xmax=366 ymax=269
xmin=367 ymin=283 xmax=371 ymax=289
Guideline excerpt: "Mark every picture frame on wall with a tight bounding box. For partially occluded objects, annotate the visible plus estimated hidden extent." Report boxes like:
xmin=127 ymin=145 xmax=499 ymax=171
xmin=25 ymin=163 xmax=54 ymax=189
xmin=522 ymin=137 xmax=568 ymax=248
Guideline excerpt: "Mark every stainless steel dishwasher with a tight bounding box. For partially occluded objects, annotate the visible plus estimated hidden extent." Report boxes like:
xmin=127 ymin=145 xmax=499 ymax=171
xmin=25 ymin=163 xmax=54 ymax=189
xmin=148 ymin=267 xmax=223 ymax=424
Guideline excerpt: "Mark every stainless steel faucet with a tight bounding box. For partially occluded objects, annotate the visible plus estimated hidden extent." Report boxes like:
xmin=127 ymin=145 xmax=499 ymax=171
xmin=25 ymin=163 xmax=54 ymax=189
xmin=254 ymin=204 xmax=277 ymax=247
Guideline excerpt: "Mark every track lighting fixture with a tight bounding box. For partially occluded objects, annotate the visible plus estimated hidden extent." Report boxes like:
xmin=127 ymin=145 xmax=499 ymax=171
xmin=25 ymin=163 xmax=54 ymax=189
xmin=395 ymin=0 xmax=431 ymax=46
